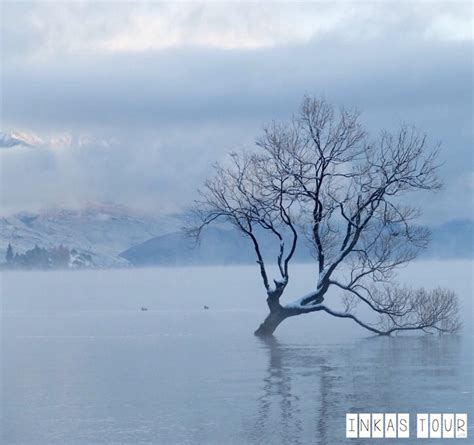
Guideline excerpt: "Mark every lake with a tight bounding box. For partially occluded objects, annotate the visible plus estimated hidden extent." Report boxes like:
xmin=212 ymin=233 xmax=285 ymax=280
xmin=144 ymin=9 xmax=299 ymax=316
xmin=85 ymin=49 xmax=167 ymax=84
xmin=1 ymin=261 xmax=473 ymax=444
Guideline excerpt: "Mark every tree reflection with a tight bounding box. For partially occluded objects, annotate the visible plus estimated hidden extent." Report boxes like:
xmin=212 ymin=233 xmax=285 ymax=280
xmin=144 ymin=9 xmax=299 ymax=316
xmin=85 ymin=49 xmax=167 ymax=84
xmin=250 ymin=336 xmax=337 ymax=444
xmin=253 ymin=336 xmax=303 ymax=444
xmin=246 ymin=335 xmax=467 ymax=445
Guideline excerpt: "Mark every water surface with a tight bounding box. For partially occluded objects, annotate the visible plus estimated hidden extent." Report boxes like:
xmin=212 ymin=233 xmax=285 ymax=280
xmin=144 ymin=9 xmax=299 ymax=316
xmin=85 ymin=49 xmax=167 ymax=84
xmin=1 ymin=262 xmax=473 ymax=444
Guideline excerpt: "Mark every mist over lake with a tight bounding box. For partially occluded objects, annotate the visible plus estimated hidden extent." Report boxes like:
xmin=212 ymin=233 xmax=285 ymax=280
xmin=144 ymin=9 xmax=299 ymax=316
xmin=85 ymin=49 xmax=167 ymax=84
xmin=2 ymin=261 xmax=472 ymax=444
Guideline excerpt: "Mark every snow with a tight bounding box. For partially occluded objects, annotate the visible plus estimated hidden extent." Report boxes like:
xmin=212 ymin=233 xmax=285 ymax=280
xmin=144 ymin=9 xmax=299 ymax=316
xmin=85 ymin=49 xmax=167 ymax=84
xmin=284 ymin=290 xmax=320 ymax=309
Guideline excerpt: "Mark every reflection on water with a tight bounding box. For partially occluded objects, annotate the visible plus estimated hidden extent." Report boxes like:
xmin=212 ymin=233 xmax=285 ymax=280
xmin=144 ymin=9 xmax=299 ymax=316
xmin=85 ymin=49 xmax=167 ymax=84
xmin=2 ymin=315 xmax=473 ymax=445
xmin=1 ymin=266 xmax=473 ymax=444
xmin=247 ymin=336 xmax=472 ymax=445
xmin=252 ymin=337 xmax=304 ymax=445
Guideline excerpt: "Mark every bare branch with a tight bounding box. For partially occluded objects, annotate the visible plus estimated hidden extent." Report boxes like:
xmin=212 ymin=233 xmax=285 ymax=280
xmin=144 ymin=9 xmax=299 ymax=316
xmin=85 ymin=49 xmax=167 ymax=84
xmin=186 ymin=96 xmax=458 ymax=337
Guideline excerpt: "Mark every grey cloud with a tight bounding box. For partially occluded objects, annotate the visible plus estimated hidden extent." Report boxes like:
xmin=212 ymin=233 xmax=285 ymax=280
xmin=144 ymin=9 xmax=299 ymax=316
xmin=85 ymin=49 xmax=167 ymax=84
xmin=1 ymin=2 xmax=472 ymax=222
xmin=3 ymin=37 xmax=471 ymax=127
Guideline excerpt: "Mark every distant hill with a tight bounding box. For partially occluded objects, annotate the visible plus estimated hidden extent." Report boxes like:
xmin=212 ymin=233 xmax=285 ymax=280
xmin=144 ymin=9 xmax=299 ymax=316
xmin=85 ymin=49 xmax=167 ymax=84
xmin=422 ymin=219 xmax=474 ymax=259
xmin=120 ymin=220 xmax=474 ymax=266
xmin=119 ymin=226 xmax=312 ymax=266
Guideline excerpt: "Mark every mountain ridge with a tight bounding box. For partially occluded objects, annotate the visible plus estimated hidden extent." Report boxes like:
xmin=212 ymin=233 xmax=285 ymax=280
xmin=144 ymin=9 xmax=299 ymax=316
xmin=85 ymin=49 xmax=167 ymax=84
xmin=120 ymin=219 xmax=474 ymax=266
xmin=1 ymin=204 xmax=472 ymax=268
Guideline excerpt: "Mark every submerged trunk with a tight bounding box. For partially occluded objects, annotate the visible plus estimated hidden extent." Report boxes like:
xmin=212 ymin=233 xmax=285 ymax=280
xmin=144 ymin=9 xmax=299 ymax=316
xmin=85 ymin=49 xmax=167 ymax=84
xmin=254 ymin=307 xmax=292 ymax=336
xmin=254 ymin=286 xmax=291 ymax=337
xmin=254 ymin=289 xmax=325 ymax=337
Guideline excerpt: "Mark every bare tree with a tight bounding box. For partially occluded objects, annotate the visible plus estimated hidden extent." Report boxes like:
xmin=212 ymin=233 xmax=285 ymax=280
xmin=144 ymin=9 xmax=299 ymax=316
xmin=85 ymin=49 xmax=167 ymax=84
xmin=188 ymin=97 xmax=461 ymax=337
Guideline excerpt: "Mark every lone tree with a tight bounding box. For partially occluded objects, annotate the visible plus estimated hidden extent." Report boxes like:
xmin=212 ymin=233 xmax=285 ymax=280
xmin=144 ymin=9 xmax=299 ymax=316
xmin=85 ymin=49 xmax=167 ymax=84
xmin=189 ymin=97 xmax=460 ymax=337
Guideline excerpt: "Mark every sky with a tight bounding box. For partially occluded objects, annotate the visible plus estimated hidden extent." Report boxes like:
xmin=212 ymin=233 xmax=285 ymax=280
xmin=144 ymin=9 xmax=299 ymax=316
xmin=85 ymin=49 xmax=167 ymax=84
xmin=0 ymin=1 xmax=472 ymax=223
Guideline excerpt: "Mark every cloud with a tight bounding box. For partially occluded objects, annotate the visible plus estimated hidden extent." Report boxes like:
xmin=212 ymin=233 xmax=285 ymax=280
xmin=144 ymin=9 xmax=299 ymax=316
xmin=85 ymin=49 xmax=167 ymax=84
xmin=0 ymin=126 xmax=242 ymax=214
xmin=1 ymin=1 xmax=471 ymax=61
xmin=0 ymin=1 xmax=472 ymax=222
xmin=3 ymin=38 xmax=472 ymax=128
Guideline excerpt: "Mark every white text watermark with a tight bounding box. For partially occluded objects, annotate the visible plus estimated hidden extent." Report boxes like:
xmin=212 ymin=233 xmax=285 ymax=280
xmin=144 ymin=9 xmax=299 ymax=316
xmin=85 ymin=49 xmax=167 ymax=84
xmin=346 ymin=413 xmax=467 ymax=439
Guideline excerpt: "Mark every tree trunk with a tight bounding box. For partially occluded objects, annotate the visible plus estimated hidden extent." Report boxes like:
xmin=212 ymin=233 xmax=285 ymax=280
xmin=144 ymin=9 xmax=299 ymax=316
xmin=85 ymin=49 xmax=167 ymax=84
xmin=254 ymin=308 xmax=290 ymax=336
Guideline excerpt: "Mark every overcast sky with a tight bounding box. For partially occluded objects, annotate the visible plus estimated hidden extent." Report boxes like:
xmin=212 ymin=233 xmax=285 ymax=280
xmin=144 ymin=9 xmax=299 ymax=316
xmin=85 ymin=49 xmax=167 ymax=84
xmin=0 ymin=1 xmax=472 ymax=223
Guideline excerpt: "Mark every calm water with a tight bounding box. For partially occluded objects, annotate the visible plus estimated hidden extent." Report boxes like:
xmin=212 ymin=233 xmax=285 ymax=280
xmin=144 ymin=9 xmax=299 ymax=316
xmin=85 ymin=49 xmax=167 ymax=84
xmin=1 ymin=262 xmax=473 ymax=444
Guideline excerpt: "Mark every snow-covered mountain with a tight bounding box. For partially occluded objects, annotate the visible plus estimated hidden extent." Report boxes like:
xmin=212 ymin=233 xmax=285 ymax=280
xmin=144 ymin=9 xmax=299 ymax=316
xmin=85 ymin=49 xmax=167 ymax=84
xmin=0 ymin=203 xmax=180 ymax=267
xmin=0 ymin=131 xmax=39 ymax=148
